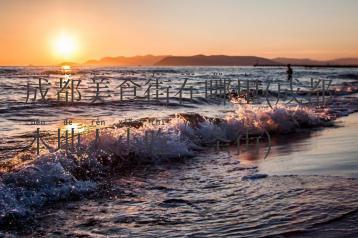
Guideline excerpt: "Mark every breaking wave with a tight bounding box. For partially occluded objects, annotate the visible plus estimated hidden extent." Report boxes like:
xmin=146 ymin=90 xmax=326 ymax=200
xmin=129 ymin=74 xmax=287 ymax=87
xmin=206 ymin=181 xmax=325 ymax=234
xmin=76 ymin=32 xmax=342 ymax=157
xmin=0 ymin=104 xmax=338 ymax=227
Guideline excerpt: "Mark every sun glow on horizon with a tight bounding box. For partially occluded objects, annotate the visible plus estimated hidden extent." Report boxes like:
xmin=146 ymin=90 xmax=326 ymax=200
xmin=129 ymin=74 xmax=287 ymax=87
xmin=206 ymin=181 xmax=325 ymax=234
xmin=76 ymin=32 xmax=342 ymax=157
xmin=1 ymin=1 xmax=358 ymax=65
xmin=53 ymin=33 xmax=77 ymax=60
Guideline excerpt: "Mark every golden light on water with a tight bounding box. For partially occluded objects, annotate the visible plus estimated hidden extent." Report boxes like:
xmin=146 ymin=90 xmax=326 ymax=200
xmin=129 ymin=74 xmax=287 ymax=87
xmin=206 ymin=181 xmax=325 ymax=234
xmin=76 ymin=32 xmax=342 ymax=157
xmin=61 ymin=65 xmax=72 ymax=73
xmin=63 ymin=123 xmax=86 ymax=133
xmin=61 ymin=65 xmax=71 ymax=70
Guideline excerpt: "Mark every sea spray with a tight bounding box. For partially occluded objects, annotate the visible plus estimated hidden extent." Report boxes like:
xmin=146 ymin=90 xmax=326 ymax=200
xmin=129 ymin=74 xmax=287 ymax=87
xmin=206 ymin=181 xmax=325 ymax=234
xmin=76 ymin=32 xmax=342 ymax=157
xmin=0 ymin=104 xmax=330 ymax=227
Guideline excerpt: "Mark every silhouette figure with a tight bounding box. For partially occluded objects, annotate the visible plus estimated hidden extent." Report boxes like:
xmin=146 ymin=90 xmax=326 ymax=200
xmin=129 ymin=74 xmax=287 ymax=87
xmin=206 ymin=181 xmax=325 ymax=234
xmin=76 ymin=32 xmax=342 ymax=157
xmin=287 ymin=64 xmax=293 ymax=81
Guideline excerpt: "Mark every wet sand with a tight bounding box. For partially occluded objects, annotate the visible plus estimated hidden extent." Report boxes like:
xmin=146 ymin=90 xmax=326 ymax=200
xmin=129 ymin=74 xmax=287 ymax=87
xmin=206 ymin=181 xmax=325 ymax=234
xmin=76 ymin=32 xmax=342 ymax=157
xmin=258 ymin=113 xmax=358 ymax=178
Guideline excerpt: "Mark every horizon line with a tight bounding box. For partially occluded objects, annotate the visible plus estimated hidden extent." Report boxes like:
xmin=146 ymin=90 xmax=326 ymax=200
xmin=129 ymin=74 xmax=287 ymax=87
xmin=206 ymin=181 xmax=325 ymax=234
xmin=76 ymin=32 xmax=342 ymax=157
xmin=2 ymin=54 xmax=358 ymax=67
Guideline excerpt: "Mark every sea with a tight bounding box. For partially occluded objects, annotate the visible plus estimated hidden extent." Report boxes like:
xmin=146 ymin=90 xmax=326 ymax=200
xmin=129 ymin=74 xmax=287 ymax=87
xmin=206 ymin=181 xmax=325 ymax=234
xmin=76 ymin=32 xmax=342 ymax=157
xmin=0 ymin=66 xmax=357 ymax=237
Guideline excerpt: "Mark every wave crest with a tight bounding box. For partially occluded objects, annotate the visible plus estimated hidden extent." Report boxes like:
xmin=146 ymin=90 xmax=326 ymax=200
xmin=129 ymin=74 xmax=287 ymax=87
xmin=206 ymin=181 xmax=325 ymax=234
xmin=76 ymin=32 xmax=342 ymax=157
xmin=0 ymin=104 xmax=329 ymax=228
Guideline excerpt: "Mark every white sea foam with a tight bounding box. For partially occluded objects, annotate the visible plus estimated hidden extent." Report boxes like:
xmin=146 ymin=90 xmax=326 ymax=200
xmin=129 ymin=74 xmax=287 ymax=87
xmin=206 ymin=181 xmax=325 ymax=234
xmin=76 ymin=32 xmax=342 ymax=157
xmin=0 ymin=156 xmax=95 ymax=227
xmin=0 ymin=104 xmax=331 ymax=227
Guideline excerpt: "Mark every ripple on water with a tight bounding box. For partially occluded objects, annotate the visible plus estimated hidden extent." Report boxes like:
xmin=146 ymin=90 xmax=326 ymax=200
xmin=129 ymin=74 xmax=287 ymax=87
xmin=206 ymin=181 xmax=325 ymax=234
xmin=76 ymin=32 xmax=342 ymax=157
xmin=22 ymin=152 xmax=358 ymax=238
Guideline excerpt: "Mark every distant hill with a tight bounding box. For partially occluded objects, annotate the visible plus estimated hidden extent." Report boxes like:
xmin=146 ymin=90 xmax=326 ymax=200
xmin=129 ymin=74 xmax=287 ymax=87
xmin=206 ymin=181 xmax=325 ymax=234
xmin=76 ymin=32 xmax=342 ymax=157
xmin=59 ymin=62 xmax=79 ymax=67
xmin=273 ymin=58 xmax=323 ymax=65
xmin=60 ymin=55 xmax=358 ymax=67
xmin=84 ymin=55 xmax=167 ymax=66
xmin=155 ymin=55 xmax=278 ymax=66
xmin=274 ymin=57 xmax=358 ymax=66
xmin=328 ymin=58 xmax=358 ymax=65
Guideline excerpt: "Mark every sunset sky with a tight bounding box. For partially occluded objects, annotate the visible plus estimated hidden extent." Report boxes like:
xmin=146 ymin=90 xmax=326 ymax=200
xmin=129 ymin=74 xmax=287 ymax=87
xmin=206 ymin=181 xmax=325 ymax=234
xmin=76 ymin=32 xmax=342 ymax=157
xmin=1 ymin=0 xmax=358 ymax=66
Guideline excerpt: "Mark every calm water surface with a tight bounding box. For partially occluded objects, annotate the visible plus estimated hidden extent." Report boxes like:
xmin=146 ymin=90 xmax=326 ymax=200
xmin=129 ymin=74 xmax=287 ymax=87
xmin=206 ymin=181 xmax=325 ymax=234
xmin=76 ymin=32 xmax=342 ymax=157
xmin=258 ymin=113 xmax=358 ymax=178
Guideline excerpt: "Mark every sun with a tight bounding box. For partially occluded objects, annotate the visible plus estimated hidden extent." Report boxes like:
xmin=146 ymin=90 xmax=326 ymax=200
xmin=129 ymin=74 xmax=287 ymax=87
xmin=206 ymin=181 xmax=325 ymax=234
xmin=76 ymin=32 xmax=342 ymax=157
xmin=53 ymin=34 xmax=77 ymax=58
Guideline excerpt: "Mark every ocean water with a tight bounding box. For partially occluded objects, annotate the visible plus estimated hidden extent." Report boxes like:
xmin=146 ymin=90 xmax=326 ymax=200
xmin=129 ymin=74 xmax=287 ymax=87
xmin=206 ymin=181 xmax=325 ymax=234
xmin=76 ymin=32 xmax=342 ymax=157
xmin=0 ymin=66 xmax=357 ymax=236
xmin=258 ymin=113 xmax=358 ymax=178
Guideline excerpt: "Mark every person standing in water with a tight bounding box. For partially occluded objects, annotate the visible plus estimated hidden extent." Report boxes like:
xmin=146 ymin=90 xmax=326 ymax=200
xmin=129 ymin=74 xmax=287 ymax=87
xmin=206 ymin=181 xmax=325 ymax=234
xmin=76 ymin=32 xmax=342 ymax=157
xmin=286 ymin=64 xmax=293 ymax=81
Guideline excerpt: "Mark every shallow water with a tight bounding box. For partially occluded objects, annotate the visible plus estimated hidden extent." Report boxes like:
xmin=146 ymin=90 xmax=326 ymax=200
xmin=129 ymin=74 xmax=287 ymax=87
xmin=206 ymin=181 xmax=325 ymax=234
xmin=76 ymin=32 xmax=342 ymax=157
xmin=0 ymin=66 xmax=358 ymax=237
xmin=25 ymin=161 xmax=358 ymax=237
xmin=258 ymin=113 xmax=358 ymax=178
xmin=8 ymin=113 xmax=356 ymax=238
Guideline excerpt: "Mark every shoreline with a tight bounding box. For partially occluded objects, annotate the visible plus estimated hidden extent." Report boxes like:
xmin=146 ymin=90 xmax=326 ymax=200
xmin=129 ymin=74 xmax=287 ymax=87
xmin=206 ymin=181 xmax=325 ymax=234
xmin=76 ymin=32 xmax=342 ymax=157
xmin=8 ymin=113 xmax=358 ymax=236
xmin=257 ymin=112 xmax=358 ymax=178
